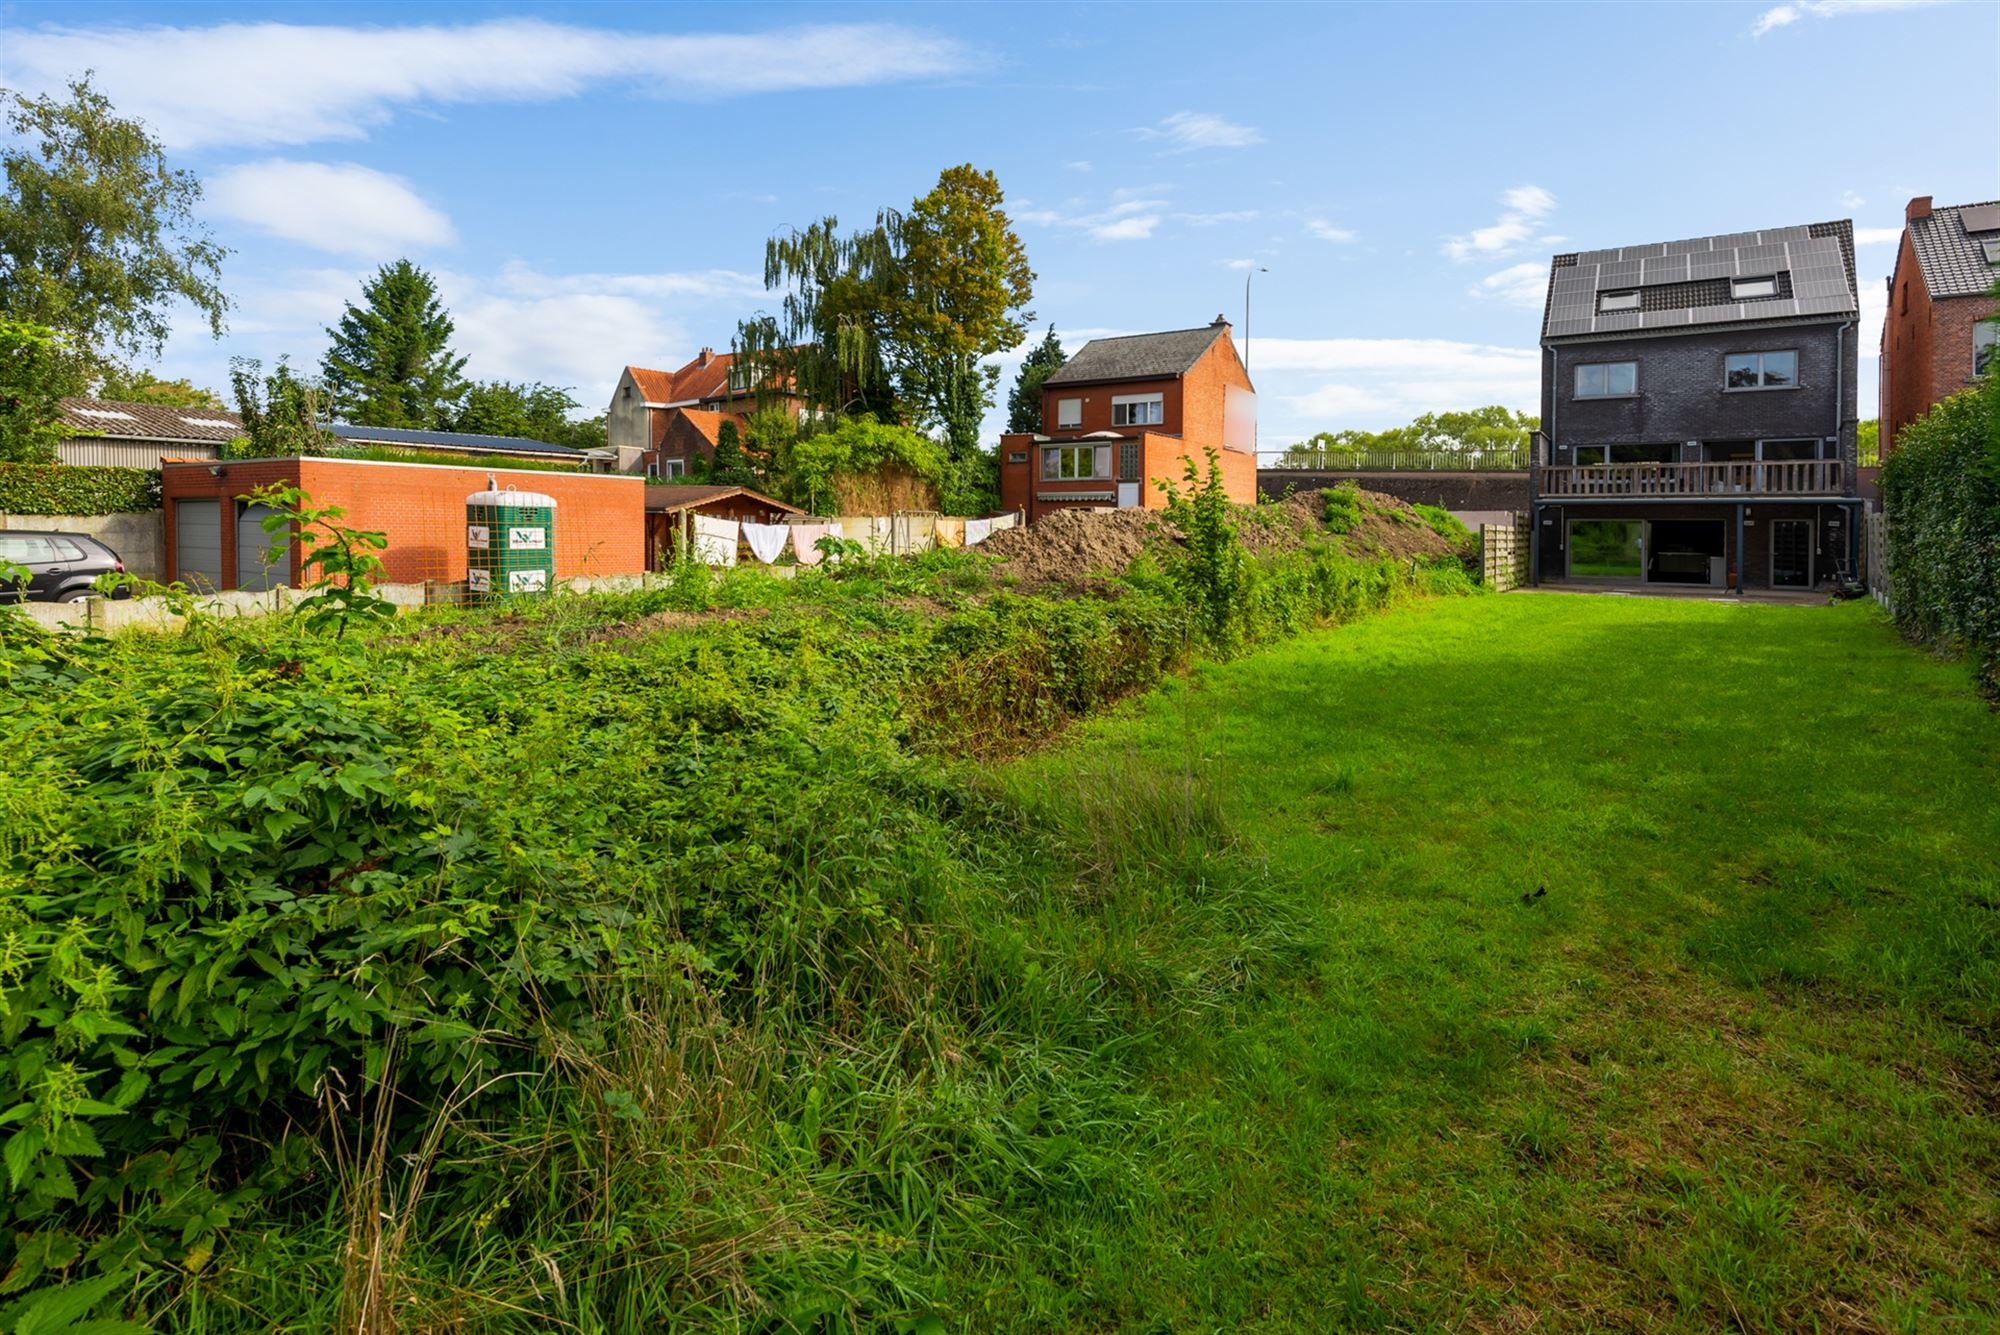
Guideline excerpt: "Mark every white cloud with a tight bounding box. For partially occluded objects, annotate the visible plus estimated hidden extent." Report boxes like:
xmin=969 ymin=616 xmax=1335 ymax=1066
xmin=1066 ymin=160 xmax=1093 ymax=173
xmin=207 ymin=160 xmax=455 ymax=258
xmin=1137 ymin=111 xmax=1263 ymax=153
xmin=1257 ymin=337 xmax=1541 ymax=426
xmin=1842 ymin=190 xmax=1868 ymax=209
xmin=1753 ymin=0 xmax=1942 ymax=37
xmin=1016 ymin=196 xmax=1170 ymax=242
xmin=0 ymin=18 xmax=969 ymax=148
xmin=1221 ymin=258 xmax=1261 ymax=270
xmin=1471 ymin=261 xmax=1549 ymax=309
xmin=1443 ymin=185 xmax=1557 ymax=261
xmin=1306 ymin=219 xmax=1357 ymax=243
xmin=1179 ymin=210 xmax=1261 ymax=226
xmin=1853 ymin=225 xmax=1904 ymax=245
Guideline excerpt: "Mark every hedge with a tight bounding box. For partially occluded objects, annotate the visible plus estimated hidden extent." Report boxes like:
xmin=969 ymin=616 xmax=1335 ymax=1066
xmin=0 ymin=462 xmax=163 ymax=515
xmin=1880 ymin=383 xmax=2000 ymax=695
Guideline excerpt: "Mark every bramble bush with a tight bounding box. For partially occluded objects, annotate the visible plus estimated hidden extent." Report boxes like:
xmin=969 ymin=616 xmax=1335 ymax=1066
xmin=0 ymin=499 xmax=1475 ymax=1329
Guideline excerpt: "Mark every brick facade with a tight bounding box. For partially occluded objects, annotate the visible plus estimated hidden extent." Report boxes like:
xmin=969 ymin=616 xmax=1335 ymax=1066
xmin=998 ymin=322 xmax=1257 ymax=523
xmin=1881 ymin=232 xmax=1996 ymax=453
xmin=160 ymin=457 xmax=644 ymax=590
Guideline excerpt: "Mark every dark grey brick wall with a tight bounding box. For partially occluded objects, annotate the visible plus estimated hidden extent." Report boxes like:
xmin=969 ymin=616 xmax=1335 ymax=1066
xmin=1536 ymin=320 xmax=1859 ymax=498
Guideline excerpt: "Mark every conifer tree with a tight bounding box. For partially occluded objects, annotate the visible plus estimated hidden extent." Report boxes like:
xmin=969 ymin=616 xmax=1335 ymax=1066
xmin=320 ymin=260 xmax=466 ymax=427
xmin=1006 ymin=324 xmax=1066 ymax=433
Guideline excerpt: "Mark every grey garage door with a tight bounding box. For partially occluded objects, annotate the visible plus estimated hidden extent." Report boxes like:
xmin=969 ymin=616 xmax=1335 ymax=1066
xmin=235 ymin=502 xmax=290 ymax=591
xmin=174 ymin=499 xmax=222 ymax=591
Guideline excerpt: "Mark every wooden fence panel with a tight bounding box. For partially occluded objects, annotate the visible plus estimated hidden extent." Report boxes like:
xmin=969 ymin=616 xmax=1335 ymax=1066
xmin=1480 ymin=515 xmax=1530 ymax=591
xmin=1866 ymin=510 xmax=1892 ymax=612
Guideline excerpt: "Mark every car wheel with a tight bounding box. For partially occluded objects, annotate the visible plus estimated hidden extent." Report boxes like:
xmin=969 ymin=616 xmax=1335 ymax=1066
xmin=56 ymin=588 xmax=92 ymax=603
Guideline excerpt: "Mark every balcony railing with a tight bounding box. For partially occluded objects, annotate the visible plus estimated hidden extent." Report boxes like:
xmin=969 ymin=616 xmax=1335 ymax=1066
xmin=1539 ymin=460 xmax=1844 ymax=498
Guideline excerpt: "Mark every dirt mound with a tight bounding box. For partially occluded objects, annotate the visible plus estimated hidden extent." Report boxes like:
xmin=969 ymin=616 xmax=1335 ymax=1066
xmin=983 ymin=488 xmax=1466 ymax=586
xmin=980 ymin=507 xmax=1179 ymax=587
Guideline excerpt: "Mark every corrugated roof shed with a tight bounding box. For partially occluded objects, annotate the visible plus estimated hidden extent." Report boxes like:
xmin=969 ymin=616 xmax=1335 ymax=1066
xmin=1044 ymin=321 xmax=1231 ymax=386
xmin=59 ymin=398 xmax=242 ymax=443
xmin=326 ymin=423 xmax=582 ymax=456
xmin=1908 ymin=201 xmax=2000 ymax=300
xmin=1541 ymin=220 xmax=1858 ymax=342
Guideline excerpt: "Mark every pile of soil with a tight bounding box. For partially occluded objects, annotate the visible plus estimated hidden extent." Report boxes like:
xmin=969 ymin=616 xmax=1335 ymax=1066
xmin=983 ymin=488 xmax=1466 ymax=586
xmin=979 ymin=507 xmax=1178 ymax=587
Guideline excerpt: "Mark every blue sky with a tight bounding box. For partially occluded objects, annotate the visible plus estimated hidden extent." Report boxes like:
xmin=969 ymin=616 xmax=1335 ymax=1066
xmin=3 ymin=0 xmax=1995 ymax=448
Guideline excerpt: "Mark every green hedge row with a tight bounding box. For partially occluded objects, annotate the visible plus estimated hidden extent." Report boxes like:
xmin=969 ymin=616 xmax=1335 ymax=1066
xmin=1880 ymin=383 xmax=2000 ymax=695
xmin=0 ymin=462 xmax=163 ymax=515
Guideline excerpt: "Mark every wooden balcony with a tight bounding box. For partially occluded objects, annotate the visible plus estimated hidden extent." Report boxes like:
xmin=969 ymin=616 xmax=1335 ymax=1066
xmin=1539 ymin=459 xmax=1845 ymax=499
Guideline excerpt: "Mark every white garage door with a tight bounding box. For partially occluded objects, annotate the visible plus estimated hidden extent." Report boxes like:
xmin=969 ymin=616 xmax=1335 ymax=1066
xmin=175 ymin=499 xmax=222 ymax=591
xmin=235 ymin=502 xmax=290 ymax=591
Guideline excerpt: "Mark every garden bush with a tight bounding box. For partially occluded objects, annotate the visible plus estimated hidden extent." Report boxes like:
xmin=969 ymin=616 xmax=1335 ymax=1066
xmin=1881 ymin=381 xmax=2000 ymax=694
xmin=0 ymin=463 xmax=161 ymax=514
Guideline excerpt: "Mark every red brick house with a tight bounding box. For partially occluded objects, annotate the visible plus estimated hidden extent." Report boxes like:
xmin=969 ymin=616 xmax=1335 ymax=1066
xmin=606 ymin=348 xmax=805 ymax=477
xmin=159 ymin=456 xmax=643 ymax=592
xmin=1880 ymin=197 xmax=1999 ymax=456
xmin=998 ymin=317 xmax=1257 ymax=523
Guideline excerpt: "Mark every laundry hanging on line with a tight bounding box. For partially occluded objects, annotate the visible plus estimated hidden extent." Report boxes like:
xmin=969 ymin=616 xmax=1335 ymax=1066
xmin=691 ymin=514 xmax=738 ymax=567
xmin=741 ymin=521 xmax=789 ymax=565
xmin=790 ymin=523 xmax=838 ymax=565
xmin=964 ymin=517 xmax=994 ymax=547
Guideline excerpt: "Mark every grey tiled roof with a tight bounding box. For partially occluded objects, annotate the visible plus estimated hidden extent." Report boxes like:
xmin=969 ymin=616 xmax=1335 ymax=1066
xmin=326 ymin=423 xmax=583 ymax=456
xmin=1541 ymin=220 xmax=1858 ymax=343
xmin=1044 ymin=322 xmax=1230 ymax=385
xmin=1908 ymin=201 xmax=2000 ymax=300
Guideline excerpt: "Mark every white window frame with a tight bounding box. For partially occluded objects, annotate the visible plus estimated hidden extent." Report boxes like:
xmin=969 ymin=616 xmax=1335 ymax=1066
xmin=1042 ymin=445 xmax=1109 ymax=481
xmin=646 ymin=460 xmax=660 ymax=478
xmin=1974 ymin=321 xmax=1997 ymax=378
xmin=665 ymin=458 xmax=687 ymax=478
xmin=1724 ymin=349 xmax=1799 ymax=391
xmin=1111 ymin=393 xmax=1164 ymax=427
xmin=1731 ymin=275 xmax=1779 ymax=300
xmin=1574 ymin=361 xmax=1638 ymax=398
xmin=1056 ymin=397 xmax=1082 ymax=429
xmin=1597 ymin=290 xmax=1640 ymax=312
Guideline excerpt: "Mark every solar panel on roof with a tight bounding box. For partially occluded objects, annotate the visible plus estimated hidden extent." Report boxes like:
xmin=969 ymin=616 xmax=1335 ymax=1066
xmin=1961 ymin=204 xmax=2000 ymax=235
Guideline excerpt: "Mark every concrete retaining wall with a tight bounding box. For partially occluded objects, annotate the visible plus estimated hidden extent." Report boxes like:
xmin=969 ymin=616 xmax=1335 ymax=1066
xmin=1257 ymin=470 xmax=1529 ymax=516
xmin=0 ymin=510 xmax=165 ymax=581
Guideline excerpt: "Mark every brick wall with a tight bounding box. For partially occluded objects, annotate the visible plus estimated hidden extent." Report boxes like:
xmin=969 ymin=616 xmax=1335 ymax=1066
xmin=1882 ymin=232 xmax=1936 ymax=456
xmin=161 ymin=457 xmax=644 ymax=590
xmin=1539 ymin=321 xmax=1857 ymax=494
xmin=1039 ymin=376 xmax=1182 ymax=435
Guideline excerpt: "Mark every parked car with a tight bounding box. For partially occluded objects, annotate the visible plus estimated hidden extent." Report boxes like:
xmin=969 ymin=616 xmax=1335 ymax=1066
xmin=0 ymin=531 xmax=130 ymax=602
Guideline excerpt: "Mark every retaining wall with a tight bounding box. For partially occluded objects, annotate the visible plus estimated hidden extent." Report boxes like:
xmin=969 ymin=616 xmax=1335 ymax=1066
xmin=0 ymin=510 xmax=165 ymax=581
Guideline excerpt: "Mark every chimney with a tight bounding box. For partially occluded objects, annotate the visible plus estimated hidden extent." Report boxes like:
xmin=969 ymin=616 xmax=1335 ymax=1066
xmin=1906 ymin=196 xmax=1933 ymax=223
xmin=1211 ymin=313 xmax=1230 ymax=327
xmin=698 ymin=346 xmax=714 ymax=367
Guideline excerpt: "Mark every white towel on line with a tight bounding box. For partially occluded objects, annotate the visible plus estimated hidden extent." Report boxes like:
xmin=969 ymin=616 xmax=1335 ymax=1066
xmin=791 ymin=523 xmax=836 ymax=565
xmin=691 ymin=514 xmax=737 ymax=566
xmin=742 ymin=521 xmax=789 ymax=565
xmin=964 ymin=517 xmax=994 ymax=546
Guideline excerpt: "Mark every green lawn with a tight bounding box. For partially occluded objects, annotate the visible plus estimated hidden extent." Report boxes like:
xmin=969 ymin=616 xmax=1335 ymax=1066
xmin=1001 ymin=593 xmax=1999 ymax=1331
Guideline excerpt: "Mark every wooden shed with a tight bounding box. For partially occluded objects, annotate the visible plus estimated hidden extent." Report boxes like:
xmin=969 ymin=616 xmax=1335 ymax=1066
xmin=642 ymin=484 xmax=804 ymax=569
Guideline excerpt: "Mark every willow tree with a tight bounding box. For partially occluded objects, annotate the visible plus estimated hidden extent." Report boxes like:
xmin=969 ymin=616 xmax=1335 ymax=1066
xmin=735 ymin=164 xmax=1034 ymax=462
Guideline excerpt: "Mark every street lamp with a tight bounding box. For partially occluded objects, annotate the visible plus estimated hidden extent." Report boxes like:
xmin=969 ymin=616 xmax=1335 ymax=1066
xmin=1244 ymin=266 xmax=1268 ymax=374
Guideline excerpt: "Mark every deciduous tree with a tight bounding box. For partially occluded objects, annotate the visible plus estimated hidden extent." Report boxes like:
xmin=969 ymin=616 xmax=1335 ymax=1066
xmin=321 ymin=260 xmax=467 ymax=428
xmin=0 ymin=320 xmax=85 ymax=463
xmin=453 ymin=380 xmax=604 ymax=450
xmin=95 ymin=367 xmax=227 ymax=410
xmin=0 ymin=77 xmax=228 ymax=368
xmin=228 ymin=356 xmax=335 ymax=458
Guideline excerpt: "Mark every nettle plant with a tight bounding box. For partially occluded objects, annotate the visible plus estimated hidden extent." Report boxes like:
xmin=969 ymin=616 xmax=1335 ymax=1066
xmin=247 ymin=483 xmax=394 ymax=638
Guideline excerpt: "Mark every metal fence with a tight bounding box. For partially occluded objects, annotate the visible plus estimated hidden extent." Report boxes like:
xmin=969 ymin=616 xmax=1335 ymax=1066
xmin=1261 ymin=449 xmax=1530 ymax=472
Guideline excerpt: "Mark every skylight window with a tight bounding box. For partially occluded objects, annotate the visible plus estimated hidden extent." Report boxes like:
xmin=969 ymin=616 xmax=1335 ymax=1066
xmin=75 ymin=407 xmax=137 ymax=420
xmin=1597 ymin=290 xmax=1640 ymax=312
xmin=1731 ymin=275 xmax=1779 ymax=300
xmin=1982 ymin=238 xmax=2000 ymax=266
xmin=179 ymin=416 xmax=235 ymax=428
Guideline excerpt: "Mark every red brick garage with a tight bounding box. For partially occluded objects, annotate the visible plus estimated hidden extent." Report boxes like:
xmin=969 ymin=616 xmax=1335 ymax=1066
xmin=160 ymin=457 xmax=645 ymax=591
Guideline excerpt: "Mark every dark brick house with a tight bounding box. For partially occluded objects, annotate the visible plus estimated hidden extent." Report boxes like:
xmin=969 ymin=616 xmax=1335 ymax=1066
xmin=1531 ymin=219 xmax=1863 ymax=591
xmin=1880 ymin=197 xmax=1999 ymax=456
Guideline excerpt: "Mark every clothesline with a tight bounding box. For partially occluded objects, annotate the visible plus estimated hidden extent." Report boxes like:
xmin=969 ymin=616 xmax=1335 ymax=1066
xmin=685 ymin=512 xmax=1019 ymax=567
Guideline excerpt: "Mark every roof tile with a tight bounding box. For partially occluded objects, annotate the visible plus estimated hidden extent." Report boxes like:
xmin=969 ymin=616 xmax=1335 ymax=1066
xmin=1908 ymin=201 xmax=2000 ymax=300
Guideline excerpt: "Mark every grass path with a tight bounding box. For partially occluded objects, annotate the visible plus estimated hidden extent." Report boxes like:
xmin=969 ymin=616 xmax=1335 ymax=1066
xmin=1003 ymin=594 xmax=1998 ymax=1331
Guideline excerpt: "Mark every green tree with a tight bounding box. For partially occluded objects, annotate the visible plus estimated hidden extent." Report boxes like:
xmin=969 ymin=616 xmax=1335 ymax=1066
xmin=706 ymin=419 xmax=758 ymax=487
xmin=228 ymin=356 xmax=335 ymax=458
xmin=1007 ymin=324 xmax=1066 ymax=434
xmin=321 ymin=260 xmax=467 ymax=428
xmin=789 ymin=414 xmax=948 ymax=513
xmin=736 ymin=164 xmax=1035 ymax=459
xmin=1278 ymin=406 xmax=1538 ymax=466
xmin=452 ymin=380 xmax=604 ymax=450
xmin=0 ymin=77 xmax=228 ymax=368
xmin=0 ymin=319 xmax=85 ymax=463
xmin=95 ymin=366 xmax=227 ymax=409
xmin=1856 ymin=418 xmax=1880 ymax=467
xmin=885 ymin=164 xmax=1036 ymax=459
